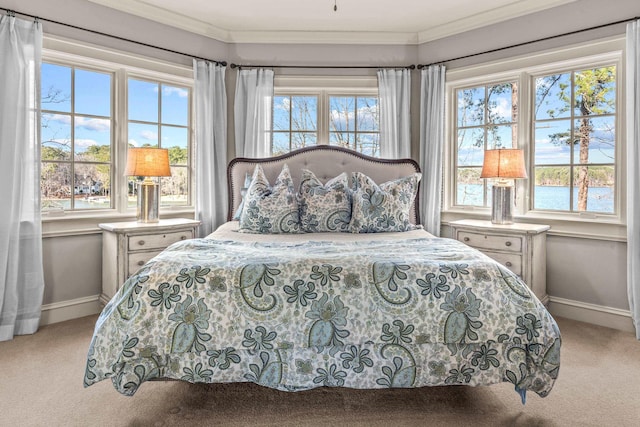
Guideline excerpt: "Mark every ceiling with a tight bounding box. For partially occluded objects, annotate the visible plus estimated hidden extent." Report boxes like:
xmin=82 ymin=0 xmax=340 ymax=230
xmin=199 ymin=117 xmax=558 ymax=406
xmin=87 ymin=0 xmax=576 ymax=45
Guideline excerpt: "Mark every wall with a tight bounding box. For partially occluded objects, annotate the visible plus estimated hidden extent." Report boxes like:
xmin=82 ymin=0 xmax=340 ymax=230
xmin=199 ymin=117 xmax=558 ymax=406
xmin=0 ymin=0 xmax=637 ymax=331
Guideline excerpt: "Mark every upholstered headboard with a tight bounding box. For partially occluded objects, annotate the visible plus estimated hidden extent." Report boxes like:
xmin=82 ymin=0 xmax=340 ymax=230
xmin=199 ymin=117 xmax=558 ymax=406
xmin=227 ymin=145 xmax=421 ymax=223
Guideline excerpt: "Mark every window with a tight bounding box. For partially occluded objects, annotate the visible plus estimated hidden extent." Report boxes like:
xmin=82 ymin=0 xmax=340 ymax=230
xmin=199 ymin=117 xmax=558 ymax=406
xmin=446 ymin=38 xmax=623 ymax=229
xmin=533 ymin=67 xmax=616 ymax=214
xmin=271 ymin=77 xmax=379 ymax=156
xmin=272 ymin=95 xmax=318 ymax=155
xmin=454 ymin=81 xmax=518 ymax=207
xmin=40 ymin=40 xmax=193 ymax=216
xmin=41 ymin=63 xmax=113 ymax=211
xmin=127 ymin=78 xmax=191 ymax=208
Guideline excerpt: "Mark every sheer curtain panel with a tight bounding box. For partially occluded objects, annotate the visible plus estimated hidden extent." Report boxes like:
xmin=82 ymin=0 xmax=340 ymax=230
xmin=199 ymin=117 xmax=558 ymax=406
xmin=626 ymin=20 xmax=640 ymax=339
xmin=234 ymin=68 xmax=274 ymax=158
xmin=377 ymin=69 xmax=411 ymax=159
xmin=0 ymin=15 xmax=45 ymax=341
xmin=194 ymin=60 xmax=227 ymax=237
xmin=418 ymin=65 xmax=446 ymax=236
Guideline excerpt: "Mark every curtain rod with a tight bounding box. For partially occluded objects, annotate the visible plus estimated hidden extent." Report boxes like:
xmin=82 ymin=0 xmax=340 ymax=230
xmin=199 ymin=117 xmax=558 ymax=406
xmin=2 ymin=8 xmax=227 ymax=67
xmin=417 ymin=15 xmax=640 ymax=69
xmin=230 ymin=63 xmax=416 ymax=70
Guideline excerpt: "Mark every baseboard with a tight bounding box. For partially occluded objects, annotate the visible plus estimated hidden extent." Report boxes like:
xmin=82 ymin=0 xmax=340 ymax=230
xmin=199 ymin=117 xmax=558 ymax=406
xmin=39 ymin=295 xmax=102 ymax=326
xmin=548 ymin=296 xmax=635 ymax=333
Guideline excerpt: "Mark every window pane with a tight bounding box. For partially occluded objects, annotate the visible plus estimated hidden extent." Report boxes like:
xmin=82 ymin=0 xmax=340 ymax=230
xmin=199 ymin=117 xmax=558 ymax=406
xmin=272 ymin=132 xmax=290 ymax=156
xmin=41 ymin=162 xmax=71 ymax=211
xmin=330 ymin=96 xmax=355 ymax=131
xmin=161 ymin=166 xmax=188 ymax=207
xmin=534 ymin=120 xmax=571 ymax=165
xmin=75 ymin=163 xmax=111 ymax=209
xmin=128 ymin=79 xmax=158 ymax=122
xmin=456 ymin=167 xmax=483 ymax=206
xmin=574 ymin=67 xmax=616 ymax=116
xmin=291 ymin=132 xmax=317 ymax=150
xmin=166 ymin=145 xmax=189 ymax=167
xmin=162 ymin=126 xmax=188 ymax=165
xmin=573 ymin=117 xmax=615 ymax=164
xmin=330 ymin=132 xmax=354 ymax=148
xmin=487 ymin=124 xmax=515 ymax=149
xmin=74 ymin=117 xmax=111 ymax=161
xmin=535 ymin=73 xmax=571 ymax=120
xmin=161 ymin=84 xmax=189 ymax=126
xmin=128 ymin=122 xmax=158 ymax=147
xmin=291 ymin=96 xmax=317 ymax=131
xmin=273 ymin=96 xmax=291 ymax=130
xmin=41 ymin=63 xmax=71 ymax=113
xmin=487 ymin=83 xmax=516 ymax=124
xmin=457 ymin=87 xmax=485 ymax=127
xmin=573 ymin=166 xmax=614 ymax=213
xmin=534 ymin=166 xmax=571 ymax=211
xmin=356 ymin=133 xmax=379 ymax=157
xmin=357 ymin=97 xmax=378 ymax=131
xmin=457 ymin=127 xmax=484 ymax=166
xmin=75 ymin=69 xmax=111 ymax=117
xmin=41 ymin=113 xmax=71 ymax=161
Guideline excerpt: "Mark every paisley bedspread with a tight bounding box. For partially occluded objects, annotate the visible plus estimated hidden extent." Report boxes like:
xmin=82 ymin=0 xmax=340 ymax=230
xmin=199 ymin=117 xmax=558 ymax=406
xmin=84 ymin=233 xmax=561 ymax=400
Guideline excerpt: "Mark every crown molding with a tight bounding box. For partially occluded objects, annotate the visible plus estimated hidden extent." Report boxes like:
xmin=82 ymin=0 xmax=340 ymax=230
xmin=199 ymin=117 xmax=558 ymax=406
xmin=88 ymin=0 xmax=577 ymax=46
xmin=417 ymin=0 xmax=578 ymax=44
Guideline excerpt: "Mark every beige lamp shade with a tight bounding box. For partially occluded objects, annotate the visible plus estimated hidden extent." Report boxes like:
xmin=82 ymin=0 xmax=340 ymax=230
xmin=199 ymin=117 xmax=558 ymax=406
xmin=125 ymin=148 xmax=171 ymax=177
xmin=480 ymin=149 xmax=528 ymax=180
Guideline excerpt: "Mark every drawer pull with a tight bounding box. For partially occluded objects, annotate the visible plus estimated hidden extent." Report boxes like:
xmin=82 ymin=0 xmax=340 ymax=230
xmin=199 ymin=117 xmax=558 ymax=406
xmin=506 ymin=261 xmax=513 ymax=267
xmin=181 ymin=235 xmax=187 ymax=240
xmin=137 ymin=260 xmax=145 ymax=266
xmin=463 ymin=237 xmax=470 ymax=242
xmin=138 ymin=240 xmax=145 ymax=246
xmin=505 ymin=241 xmax=512 ymax=247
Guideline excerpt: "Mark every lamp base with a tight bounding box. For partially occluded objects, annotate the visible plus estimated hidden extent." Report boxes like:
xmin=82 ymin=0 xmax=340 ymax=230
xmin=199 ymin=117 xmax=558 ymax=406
xmin=137 ymin=181 xmax=160 ymax=223
xmin=491 ymin=185 xmax=514 ymax=225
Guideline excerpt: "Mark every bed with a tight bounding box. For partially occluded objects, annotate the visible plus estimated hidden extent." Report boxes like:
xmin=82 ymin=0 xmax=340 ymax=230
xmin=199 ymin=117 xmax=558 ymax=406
xmin=84 ymin=146 xmax=561 ymax=402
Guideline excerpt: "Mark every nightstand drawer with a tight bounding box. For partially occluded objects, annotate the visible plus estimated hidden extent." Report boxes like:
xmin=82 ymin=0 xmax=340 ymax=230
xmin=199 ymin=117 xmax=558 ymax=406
xmin=128 ymin=230 xmax=192 ymax=251
xmin=482 ymin=250 xmax=522 ymax=277
xmin=457 ymin=231 xmax=522 ymax=252
xmin=128 ymin=251 xmax=162 ymax=276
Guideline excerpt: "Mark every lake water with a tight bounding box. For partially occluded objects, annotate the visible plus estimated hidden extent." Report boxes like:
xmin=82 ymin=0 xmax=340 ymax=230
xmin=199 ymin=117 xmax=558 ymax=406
xmin=458 ymin=185 xmax=614 ymax=213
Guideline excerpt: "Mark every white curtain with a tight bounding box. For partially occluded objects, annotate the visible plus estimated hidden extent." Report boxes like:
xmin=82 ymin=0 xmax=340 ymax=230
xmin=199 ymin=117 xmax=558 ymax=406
xmin=377 ymin=68 xmax=411 ymax=159
xmin=0 ymin=15 xmax=44 ymax=341
xmin=418 ymin=65 xmax=446 ymax=237
xmin=193 ymin=60 xmax=227 ymax=237
xmin=626 ymin=19 xmax=640 ymax=339
xmin=234 ymin=68 xmax=274 ymax=158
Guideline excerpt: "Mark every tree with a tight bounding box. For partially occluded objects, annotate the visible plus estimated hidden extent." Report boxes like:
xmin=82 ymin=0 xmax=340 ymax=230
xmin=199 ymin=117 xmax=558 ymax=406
xmin=536 ymin=67 xmax=615 ymax=211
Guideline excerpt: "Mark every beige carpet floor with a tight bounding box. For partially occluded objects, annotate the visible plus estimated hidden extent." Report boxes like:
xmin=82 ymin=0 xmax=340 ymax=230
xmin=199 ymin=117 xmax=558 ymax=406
xmin=1 ymin=314 xmax=639 ymax=427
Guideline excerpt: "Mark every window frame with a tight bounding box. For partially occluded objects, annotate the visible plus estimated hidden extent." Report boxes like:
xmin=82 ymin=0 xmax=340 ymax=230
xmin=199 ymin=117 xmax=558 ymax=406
xmin=41 ymin=35 xmax=194 ymax=231
xmin=443 ymin=36 xmax=626 ymax=241
xmin=272 ymin=75 xmax=379 ymax=153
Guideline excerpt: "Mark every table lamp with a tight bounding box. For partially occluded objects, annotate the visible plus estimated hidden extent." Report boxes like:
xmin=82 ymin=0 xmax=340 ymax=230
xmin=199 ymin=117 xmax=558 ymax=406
xmin=125 ymin=147 xmax=171 ymax=223
xmin=480 ymin=148 xmax=527 ymax=224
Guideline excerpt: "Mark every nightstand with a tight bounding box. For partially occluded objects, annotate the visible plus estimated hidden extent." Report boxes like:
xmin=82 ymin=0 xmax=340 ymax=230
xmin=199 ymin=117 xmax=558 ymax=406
xmin=449 ymin=219 xmax=550 ymax=304
xmin=99 ymin=218 xmax=201 ymax=304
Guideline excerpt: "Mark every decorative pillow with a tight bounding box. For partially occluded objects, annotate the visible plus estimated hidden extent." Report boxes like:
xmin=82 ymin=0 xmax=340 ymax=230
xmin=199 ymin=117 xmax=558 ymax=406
xmin=232 ymin=172 xmax=253 ymax=220
xmin=298 ymin=169 xmax=351 ymax=232
xmin=349 ymin=172 xmax=421 ymax=233
xmin=238 ymin=164 xmax=301 ymax=234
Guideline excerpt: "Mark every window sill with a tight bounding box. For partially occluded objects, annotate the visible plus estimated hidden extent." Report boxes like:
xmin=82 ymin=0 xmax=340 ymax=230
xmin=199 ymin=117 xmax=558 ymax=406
xmin=42 ymin=207 xmax=196 ymax=238
xmin=441 ymin=209 xmax=626 ymax=242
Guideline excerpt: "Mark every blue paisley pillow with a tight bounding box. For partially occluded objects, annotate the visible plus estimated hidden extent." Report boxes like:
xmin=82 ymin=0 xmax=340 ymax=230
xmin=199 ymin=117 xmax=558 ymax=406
xmin=298 ymin=169 xmax=351 ymax=232
xmin=238 ymin=164 xmax=301 ymax=234
xmin=349 ymin=172 xmax=421 ymax=233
